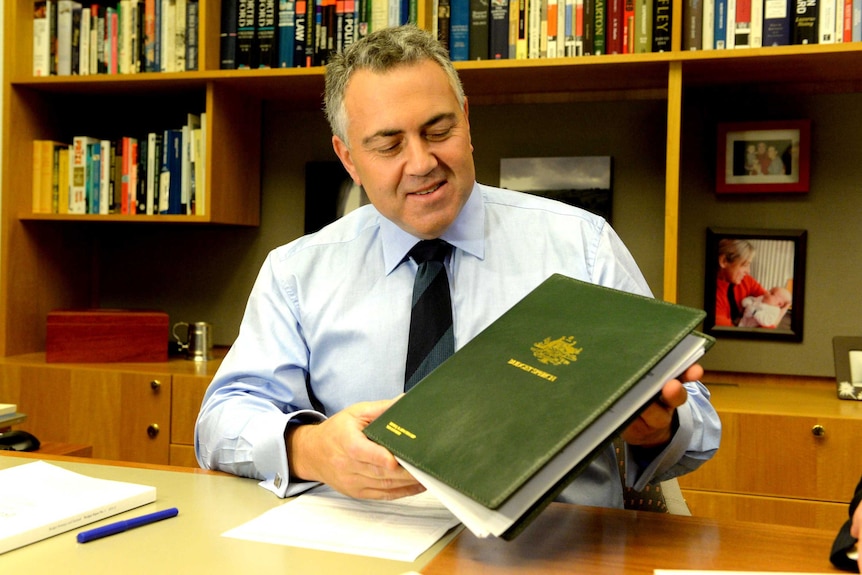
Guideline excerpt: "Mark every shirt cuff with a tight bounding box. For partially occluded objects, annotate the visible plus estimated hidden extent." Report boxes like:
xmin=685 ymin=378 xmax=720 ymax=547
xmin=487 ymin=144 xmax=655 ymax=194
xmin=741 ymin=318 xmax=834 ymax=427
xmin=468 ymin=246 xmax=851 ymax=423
xmin=258 ymin=409 xmax=326 ymax=498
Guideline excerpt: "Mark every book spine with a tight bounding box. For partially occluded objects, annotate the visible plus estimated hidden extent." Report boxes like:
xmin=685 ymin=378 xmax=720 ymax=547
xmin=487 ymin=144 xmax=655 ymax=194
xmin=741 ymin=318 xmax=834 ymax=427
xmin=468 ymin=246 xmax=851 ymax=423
xmin=607 ymin=0 xmax=623 ymax=53
xmin=818 ymin=0 xmax=836 ymax=41
xmin=793 ymin=0 xmax=819 ymax=43
xmin=733 ymin=0 xmax=751 ymax=47
xmin=86 ymin=141 xmax=100 ymax=214
xmin=237 ymin=0 xmax=256 ymax=67
xmin=469 ymin=0 xmax=490 ymax=59
xmin=100 ymin=139 xmax=112 ymax=214
xmin=528 ymin=0 xmax=540 ymax=55
xmin=683 ymin=0 xmax=703 ymax=48
xmin=593 ymin=0 xmax=605 ymax=54
xmin=278 ymin=0 xmax=296 ymax=66
xmin=294 ymin=0 xmax=307 ymax=66
xmin=79 ymin=7 xmax=90 ymax=74
xmin=221 ymin=0 xmax=239 ymax=68
xmin=437 ymin=0 xmax=452 ymax=49
xmin=34 ymin=2 xmax=51 ymax=76
xmin=652 ymin=0 xmax=671 ymax=50
xmin=547 ymin=0 xmax=559 ymax=56
xmin=750 ymin=0 xmax=763 ymax=45
xmin=713 ymin=0 xmax=726 ymax=47
xmin=490 ymin=0 xmax=510 ymax=57
xmin=186 ymin=0 xmax=199 ymax=69
xmin=450 ymin=0 xmax=470 ymax=60
xmin=69 ymin=136 xmax=96 ymax=214
xmin=256 ymin=0 xmax=277 ymax=67
xmin=516 ymin=0 xmax=528 ymax=58
xmin=633 ymin=0 xmax=650 ymax=51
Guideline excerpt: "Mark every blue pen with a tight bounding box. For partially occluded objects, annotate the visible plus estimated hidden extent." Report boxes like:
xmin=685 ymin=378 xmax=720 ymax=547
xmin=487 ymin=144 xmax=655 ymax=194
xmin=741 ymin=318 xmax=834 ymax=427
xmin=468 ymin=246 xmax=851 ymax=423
xmin=76 ymin=507 xmax=179 ymax=544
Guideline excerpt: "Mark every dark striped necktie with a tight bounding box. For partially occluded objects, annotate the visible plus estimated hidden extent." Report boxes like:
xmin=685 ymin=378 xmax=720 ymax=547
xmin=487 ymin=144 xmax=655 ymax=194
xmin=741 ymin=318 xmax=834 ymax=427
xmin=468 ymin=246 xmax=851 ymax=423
xmin=404 ymin=239 xmax=454 ymax=391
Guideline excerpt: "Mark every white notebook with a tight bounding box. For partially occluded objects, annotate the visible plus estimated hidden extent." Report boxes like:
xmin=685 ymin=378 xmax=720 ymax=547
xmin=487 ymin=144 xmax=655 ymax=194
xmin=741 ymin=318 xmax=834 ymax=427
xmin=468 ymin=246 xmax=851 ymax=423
xmin=0 ymin=460 xmax=156 ymax=554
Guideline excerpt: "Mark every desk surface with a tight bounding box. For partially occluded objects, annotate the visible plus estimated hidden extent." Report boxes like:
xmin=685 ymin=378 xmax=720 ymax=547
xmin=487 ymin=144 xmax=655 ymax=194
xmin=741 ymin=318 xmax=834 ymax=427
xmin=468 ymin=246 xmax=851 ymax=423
xmin=0 ymin=452 xmax=455 ymax=574
xmin=0 ymin=453 xmax=844 ymax=575
xmin=424 ymin=500 xmax=843 ymax=575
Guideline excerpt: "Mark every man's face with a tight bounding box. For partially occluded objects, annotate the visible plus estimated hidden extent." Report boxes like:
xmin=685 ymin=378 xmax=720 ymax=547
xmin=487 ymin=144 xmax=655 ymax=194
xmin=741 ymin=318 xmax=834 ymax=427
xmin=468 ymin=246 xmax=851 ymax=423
xmin=331 ymin=60 xmax=476 ymax=239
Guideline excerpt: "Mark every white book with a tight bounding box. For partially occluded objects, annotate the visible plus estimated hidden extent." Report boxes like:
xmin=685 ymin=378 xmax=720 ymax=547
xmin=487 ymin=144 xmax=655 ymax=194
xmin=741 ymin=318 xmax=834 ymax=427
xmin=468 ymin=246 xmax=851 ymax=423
xmin=750 ymin=0 xmax=763 ymax=46
xmin=145 ymin=132 xmax=159 ymax=215
xmin=69 ymin=136 xmax=99 ymax=214
xmin=33 ymin=2 xmax=51 ymax=76
xmin=702 ymin=0 xmax=715 ymax=48
xmin=0 ymin=461 xmax=156 ymax=554
xmin=181 ymin=113 xmax=201 ymax=213
xmin=726 ymin=0 xmax=736 ymax=48
xmin=57 ymin=0 xmax=81 ymax=75
xmin=100 ymin=140 xmax=112 ymax=214
xmin=820 ymin=0 xmax=837 ymax=42
xmin=79 ymin=8 xmax=90 ymax=74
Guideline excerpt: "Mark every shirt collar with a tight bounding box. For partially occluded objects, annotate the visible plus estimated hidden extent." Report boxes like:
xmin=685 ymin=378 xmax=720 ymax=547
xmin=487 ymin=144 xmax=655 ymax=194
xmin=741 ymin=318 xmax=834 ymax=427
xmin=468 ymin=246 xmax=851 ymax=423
xmin=381 ymin=182 xmax=485 ymax=274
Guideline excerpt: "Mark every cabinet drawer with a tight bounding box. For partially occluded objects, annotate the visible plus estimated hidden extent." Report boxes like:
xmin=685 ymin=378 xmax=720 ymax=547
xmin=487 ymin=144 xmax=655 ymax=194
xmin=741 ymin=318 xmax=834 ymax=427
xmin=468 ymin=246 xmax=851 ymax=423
xmin=679 ymin=411 xmax=862 ymax=502
xmin=681 ymin=489 xmax=847 ymax=531
xmin=171 ymin=374 xmax=211 ymax=446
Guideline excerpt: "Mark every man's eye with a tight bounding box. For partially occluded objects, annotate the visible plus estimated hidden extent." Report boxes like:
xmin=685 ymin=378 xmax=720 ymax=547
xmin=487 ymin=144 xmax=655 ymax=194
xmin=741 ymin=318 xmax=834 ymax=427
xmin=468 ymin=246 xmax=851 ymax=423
xmin=426 ymin=129 xmax=451 ymax=141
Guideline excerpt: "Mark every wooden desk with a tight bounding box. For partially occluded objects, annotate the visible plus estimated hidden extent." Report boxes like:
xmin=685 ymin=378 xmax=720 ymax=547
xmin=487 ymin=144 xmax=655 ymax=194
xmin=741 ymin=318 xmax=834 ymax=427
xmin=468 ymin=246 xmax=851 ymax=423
xmin=0 ymin=452 xmax=845 ymax=575
xmin=423 ymin=502 xmax=843 ymax=574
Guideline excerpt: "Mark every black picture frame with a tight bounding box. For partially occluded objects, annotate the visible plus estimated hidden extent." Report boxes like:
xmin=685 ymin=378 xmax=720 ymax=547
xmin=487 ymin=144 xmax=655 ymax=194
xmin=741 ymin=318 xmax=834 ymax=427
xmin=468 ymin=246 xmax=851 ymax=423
xmin=703 ymin=227 xmax=807 ymax=342
xmin=833 ymin=336 xmax=862 ymax=401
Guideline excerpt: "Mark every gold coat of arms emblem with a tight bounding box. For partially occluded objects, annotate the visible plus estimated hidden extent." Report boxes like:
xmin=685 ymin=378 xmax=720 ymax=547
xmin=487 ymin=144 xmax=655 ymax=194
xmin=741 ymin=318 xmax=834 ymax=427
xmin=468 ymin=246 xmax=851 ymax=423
xmin=531 ymin=336 xmax=582 ymax=366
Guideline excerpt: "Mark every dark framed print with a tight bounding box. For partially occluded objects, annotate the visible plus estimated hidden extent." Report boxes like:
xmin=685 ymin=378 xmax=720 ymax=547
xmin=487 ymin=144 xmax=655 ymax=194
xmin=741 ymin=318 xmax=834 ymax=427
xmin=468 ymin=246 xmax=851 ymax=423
xmin=703 ymin=227 xmax=807 ymax=342
xmin=833 ymin=336 xmax=862 ymax=401
xmin=716 ymin=120 xmax=811 ymax=194
xmin=500 ymin=156 xmax=614 ymax=223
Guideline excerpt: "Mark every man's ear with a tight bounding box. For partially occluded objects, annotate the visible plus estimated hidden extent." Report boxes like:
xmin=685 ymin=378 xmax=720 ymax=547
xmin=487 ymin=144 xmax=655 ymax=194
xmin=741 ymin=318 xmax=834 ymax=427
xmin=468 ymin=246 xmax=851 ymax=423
xmin=332 ymin=135 xmax=361 ymax=186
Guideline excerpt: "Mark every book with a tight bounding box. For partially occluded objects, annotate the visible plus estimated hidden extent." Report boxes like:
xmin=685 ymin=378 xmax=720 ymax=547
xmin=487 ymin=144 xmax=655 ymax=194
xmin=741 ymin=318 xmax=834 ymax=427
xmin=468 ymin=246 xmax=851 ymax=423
xmin=0 ymin=460 xmax=156 ymax=554
xmin=450 ymin=0 xmax=470 ymax=60
xmin=819 ymin=0 xmax=836 ymax=41
xmin=793 ymin=0 xmax=819 ymax=43
xmin=634 ymin=0 xmax=652 ymax=52
xmin=490 ymin=0 xmax=510 ymax=57
xmin=256 ymin=0 xmax=278 ymax=67
xmin=0 ymin=404 xmax=16 ymax=417
xmin=652 ymin=0 xmax=672 ymax=50
xmin=469 ymin=0 xmax=490 ymax=59
xmin=714 ymin=0 xmax=728 ymax=46
xmin=158 ymin=128 xmax=183 ymax=214
xmin=34 ymin=1 xmax=51 ymax=76
xmin=69 ymin=136 xmax=99 ymax=214
xmin=683 ymin=0 xmax=703 ymax=49
xmin=32 ymin=140 xmax=64 ymax=214
xmin=278 ymin=0 xmax=296 ymax=66
xmin=221 ymin=0 xmax=239 ymax=68
xmin=237 ymin=0 xmax=257 ymax=67
xmin=364 ymin=273 xmax=712 ymax=540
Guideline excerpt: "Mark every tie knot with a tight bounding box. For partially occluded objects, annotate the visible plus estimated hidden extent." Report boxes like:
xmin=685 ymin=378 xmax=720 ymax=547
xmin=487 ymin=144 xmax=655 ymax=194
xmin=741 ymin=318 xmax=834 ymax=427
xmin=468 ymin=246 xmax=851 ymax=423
xmin=408 ymin=239 xmax=451 ymax=265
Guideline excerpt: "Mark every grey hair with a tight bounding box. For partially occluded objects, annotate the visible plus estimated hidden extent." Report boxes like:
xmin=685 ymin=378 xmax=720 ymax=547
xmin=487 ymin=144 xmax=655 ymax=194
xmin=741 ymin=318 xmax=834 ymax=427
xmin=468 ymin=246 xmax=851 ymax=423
xmin=324 ymin=25 xmax=466 ymax=145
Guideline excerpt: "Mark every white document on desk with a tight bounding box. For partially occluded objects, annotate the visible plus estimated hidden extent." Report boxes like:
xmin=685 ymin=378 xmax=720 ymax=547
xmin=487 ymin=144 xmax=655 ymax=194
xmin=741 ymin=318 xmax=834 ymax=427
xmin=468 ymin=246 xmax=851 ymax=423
xmin=221 ymin=486 xmax=460 ymax=562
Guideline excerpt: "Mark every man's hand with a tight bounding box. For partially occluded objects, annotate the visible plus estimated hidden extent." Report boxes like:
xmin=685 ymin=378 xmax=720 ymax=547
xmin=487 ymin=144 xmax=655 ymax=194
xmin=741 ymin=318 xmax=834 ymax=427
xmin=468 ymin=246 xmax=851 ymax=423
xmin=621 ymin=363 xmax=703 ymax=448
xmin=286 ymin=398 xmax=425 ymax=500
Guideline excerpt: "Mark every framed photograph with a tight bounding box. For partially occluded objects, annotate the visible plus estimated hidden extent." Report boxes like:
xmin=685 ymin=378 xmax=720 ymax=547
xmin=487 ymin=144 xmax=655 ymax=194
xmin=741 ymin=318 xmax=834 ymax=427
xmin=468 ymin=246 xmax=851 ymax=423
xmin=716 ymin=120 xmax=811 ymax=194
xmin=703 ymin=227 xmax=807 ymax=342
xmin=500 ymin=156 xmax=613 ymax=223
xmin=834 ymin=337 xmax=862 ymax=401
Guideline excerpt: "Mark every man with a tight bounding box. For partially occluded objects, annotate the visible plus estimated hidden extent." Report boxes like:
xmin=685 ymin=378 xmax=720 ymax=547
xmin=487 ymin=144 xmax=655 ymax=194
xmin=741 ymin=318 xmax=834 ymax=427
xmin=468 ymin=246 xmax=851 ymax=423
xmin=195 ymin=25 xmax=721 ymax=507
xmin=831 ymin=475 xmax=862 ymax=572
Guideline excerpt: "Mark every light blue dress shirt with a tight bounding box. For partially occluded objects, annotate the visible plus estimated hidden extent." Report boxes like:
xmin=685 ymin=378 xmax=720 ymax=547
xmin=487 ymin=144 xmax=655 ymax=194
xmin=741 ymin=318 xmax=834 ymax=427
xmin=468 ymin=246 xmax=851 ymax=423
xmin=195 ymin=183 xmax=721 ymax=507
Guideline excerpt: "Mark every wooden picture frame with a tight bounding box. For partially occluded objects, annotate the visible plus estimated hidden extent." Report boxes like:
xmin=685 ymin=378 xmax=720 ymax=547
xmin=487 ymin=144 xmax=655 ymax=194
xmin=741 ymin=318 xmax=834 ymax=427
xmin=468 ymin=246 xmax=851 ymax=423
xmin=703 ymin=228 xmax=807 ymax=342
xmin=833 ymin=336 xmax=862 ymax=401
xmin=716 ymin=120 xmax=811 ymax=194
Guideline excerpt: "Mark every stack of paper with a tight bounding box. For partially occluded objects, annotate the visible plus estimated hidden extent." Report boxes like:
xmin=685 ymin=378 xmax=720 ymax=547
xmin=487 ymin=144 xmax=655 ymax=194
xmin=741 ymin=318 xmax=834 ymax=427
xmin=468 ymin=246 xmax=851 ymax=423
xmin=0 ymin=460 xmax=156 ymax=554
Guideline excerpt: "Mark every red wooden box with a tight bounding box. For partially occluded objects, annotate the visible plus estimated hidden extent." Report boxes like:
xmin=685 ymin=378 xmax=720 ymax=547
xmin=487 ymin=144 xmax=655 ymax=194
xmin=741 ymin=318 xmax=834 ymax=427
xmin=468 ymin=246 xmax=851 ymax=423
xmin=46 ymin=310 xmax=169 ymax=363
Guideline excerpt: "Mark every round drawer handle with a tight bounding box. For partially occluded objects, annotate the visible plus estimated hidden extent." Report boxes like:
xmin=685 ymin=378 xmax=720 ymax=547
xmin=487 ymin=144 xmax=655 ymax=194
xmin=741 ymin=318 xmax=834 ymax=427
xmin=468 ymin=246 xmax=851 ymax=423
xmin=812 ymin=424 xmax=826 ymax=437
xmin=150 ymin=379 xmax=162 ymax=392
xmin=147 ymin=423 xmax=160 ymax=438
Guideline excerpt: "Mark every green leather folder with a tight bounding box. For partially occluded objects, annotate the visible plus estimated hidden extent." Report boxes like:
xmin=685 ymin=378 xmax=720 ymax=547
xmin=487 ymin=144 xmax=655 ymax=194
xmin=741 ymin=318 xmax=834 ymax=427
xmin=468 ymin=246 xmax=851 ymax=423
xmin=364 ymin=273 xmax=712 ymax=539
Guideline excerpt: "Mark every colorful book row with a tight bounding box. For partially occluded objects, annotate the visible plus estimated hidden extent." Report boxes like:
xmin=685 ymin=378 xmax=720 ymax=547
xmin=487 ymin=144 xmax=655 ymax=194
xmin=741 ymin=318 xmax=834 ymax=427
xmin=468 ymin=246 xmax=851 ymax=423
xmin=33 ymin=0 xmax=199 ymax=76
xmin=682 ymin=0 xmax=862 ymax=49
xmin=31 ymin=113 xmax=205 ymax=217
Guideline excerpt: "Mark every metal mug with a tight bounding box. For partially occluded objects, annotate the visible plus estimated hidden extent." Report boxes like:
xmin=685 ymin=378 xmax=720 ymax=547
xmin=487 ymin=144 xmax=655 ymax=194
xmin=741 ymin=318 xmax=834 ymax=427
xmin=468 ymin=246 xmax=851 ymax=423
xmin=172 ymin=321 xmax=213 ymax=361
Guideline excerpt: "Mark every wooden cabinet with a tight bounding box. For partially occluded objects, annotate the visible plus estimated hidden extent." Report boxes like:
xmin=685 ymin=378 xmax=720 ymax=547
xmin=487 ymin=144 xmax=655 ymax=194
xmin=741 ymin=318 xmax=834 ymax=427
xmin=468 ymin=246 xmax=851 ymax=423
xmin=0 ymin=353 xmax=221 ymax=466
xmin=678 ymin=371 xmax=862 ymax=530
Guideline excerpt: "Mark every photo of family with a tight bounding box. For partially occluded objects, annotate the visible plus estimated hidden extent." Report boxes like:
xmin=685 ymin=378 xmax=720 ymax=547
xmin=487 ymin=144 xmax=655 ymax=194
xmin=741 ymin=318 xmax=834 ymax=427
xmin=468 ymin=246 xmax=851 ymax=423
xmin=716 ymin=120 xmax=810 ymax=193
xmin=704 ymin=228 xmax=807 ymax=342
